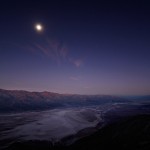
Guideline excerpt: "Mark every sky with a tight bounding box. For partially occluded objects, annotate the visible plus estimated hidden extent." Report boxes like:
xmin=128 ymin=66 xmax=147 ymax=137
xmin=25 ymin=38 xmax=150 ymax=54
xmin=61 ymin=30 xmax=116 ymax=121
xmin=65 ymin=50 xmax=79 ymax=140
xmin=0 ymin=0 xmax=150 ymax=95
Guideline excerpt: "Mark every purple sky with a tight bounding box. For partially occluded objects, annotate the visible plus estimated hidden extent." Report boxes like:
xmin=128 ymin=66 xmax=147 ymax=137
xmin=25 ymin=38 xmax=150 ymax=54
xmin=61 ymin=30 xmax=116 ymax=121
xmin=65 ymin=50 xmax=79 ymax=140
xmin=0 ymin=1 xmax=150 ymax=95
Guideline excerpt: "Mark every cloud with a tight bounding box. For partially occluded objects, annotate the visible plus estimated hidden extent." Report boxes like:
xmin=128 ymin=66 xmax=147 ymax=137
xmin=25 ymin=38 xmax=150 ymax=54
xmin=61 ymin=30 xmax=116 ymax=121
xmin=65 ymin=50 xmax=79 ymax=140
xmin=27 ymin=38 xmax=68 ymax=65
xmin=69 ymin=58 xmax=83 ymax=68
xmin=26 ymin=37 xmax=84 ymax=67
xmin=70 ymin=76 xmax=80 ymax=81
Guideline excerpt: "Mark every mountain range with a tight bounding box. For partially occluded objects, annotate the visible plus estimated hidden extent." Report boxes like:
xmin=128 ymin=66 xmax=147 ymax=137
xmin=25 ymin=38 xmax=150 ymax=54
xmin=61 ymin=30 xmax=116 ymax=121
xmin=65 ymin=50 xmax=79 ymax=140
xmin=0 ymin=89 xmax=129 ymax=112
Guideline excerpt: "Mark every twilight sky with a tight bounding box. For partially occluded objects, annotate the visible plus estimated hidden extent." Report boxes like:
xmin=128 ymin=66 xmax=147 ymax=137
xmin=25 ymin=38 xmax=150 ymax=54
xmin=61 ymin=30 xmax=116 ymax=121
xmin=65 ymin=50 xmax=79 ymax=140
xmin=0 ymin=0 xmax=150 ymax=95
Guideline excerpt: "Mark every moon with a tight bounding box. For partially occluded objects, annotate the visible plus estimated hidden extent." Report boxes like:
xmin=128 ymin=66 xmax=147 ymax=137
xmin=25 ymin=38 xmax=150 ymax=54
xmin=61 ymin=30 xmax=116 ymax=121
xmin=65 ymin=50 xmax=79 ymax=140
xmin=35 ymin=24 xmax=43 ymax=31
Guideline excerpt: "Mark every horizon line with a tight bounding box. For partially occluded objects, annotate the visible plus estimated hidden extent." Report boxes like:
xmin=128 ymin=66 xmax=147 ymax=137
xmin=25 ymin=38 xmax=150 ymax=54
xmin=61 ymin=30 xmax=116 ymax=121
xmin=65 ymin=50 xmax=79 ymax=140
xmin=0 ymin=88 xmax=149 ymax=97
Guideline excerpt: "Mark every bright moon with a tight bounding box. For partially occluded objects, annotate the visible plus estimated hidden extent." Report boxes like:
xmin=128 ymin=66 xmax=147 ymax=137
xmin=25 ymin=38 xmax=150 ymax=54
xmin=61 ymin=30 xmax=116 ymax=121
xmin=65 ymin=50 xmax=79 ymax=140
xmin=35 ymin=24 xmax=43 ymax=31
